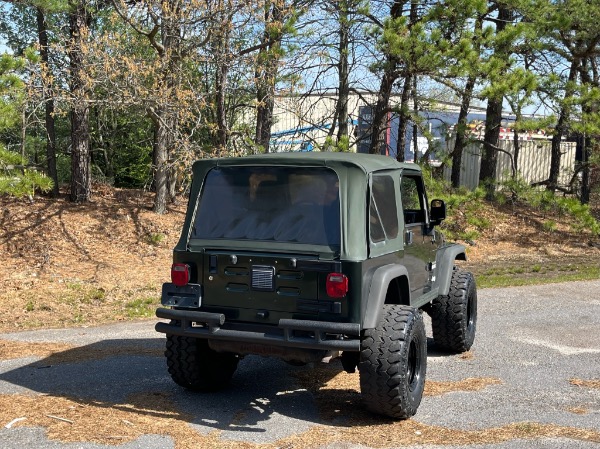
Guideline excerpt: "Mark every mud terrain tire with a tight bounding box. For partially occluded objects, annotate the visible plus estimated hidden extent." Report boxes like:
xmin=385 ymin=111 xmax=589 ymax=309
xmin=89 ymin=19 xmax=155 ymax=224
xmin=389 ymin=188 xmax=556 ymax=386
xmin=165 ymin=333 xmax=239 ymax=391
xmin=359 ymin=304 xmax=427 ymax=419
xmin=430 ymin=267 xmax=477 ymax=353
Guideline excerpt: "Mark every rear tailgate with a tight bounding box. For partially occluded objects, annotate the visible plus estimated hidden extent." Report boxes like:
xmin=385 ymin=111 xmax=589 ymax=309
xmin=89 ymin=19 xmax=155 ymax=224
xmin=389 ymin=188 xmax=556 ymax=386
xmin=202 ymin=251 xmax=342 ymax=320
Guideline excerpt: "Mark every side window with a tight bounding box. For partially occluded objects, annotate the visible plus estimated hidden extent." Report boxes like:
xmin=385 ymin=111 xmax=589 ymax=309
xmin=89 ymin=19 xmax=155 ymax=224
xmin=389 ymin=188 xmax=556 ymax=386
xmin=370 ymin=174 xmax=399 ymax=243
xmin=400 ymin=175 xmax=426 ymax=225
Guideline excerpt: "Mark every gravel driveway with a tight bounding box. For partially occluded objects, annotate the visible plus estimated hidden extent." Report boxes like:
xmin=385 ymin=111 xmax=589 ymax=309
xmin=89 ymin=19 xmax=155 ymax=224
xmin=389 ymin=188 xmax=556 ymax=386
xmin=0 ymin=280 xmax=599 ymax=449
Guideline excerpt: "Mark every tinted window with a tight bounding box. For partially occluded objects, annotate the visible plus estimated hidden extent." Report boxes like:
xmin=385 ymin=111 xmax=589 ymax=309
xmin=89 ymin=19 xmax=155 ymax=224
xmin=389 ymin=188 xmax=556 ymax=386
xmin=370 ymin=174 xmax=399 ymax=242
xmin=192 ymin=166 xmax=340 ymax=247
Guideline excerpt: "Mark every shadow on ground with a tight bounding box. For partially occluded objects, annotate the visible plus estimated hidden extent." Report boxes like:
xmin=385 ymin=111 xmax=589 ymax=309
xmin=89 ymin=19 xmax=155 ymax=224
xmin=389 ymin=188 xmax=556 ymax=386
xmin=0 ymin=337 xmax=372 ymax=438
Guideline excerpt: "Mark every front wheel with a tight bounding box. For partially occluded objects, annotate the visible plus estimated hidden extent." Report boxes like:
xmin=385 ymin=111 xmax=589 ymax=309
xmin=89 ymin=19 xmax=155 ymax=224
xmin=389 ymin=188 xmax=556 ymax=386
xmin=359 ymin=305 xmax=427 ymax=419
xmin=165 ymin=334 xmax=239 ymax=391
xmin=430 ymin=267 xmax=477 ymax=353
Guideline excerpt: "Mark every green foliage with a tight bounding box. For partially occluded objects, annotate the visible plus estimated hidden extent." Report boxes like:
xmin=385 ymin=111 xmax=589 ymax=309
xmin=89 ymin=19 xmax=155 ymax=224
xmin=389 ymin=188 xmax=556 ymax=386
xmin=0 ymin=52 xmax=26 ymax=130
xmin=0 ymin=48 xmax=54 ymax=198
xmin=124 ymin=297 xmax=159 ymax=318
xmin=423 ymin=170 xmax=489 ymax=241
xmin=555 ymin=197 xmax=600 ymax=235
xmin=146 ymin=232 xmax=165 ymax=246
xmin=56 ymin=153 xmax=71 ymax=185
xmin=499 ymin=177 xmax=600 ymax=236
xmin=0 ymin=146 xmax=54 ymax=197
xmin=542 ymin=220 xmax=557 ymax=233
xmin=424 ymin=168 xmax=600 ymax=241
xmin=89 ymin=111 xmax=153 ymax=188
xmin=320 ymin=135 xmax=350 ymax=152
xmin=467 ymin=214 xmax=490 ymax=230
xmin=336 ymin=135 xmax=350 ymax=152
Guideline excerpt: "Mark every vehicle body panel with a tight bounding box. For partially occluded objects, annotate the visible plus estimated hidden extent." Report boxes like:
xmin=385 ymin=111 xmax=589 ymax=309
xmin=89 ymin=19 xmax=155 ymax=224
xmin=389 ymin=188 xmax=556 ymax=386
xmin=159 ymin=152 xmax=467 ymax=358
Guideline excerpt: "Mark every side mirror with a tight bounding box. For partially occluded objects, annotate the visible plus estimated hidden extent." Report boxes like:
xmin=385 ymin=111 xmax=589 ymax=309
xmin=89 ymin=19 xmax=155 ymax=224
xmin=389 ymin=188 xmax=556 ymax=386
xmin=430 ymin=199 xmax=446 ymax=225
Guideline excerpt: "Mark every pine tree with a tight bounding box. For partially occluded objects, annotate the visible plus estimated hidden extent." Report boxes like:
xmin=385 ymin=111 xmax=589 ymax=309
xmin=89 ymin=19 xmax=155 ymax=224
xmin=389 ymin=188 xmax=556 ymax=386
xmin=0 ymin=53 xmax=53 ymax=198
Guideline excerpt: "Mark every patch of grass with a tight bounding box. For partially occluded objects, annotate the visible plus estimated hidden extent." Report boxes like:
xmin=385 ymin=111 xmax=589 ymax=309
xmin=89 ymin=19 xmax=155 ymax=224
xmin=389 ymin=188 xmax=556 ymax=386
xmin=71 ymin=314 xmax=85 ymax=324
xmin=542 ymin=220 xmax=557 ymax=233
xmin=461 ymin=230 xmax=481 ymax=241
xmin=63 ymin=283 xmax=106 ymax=305
xmin=66 ymin=282 xmax=82 ymax=290
xmin=476 ymin=264 xmax=600 ymax=288
xmin=467 ymin=215 xmax=491 ymax=229
xmin=124 ymin=297 xmax=159 ymax=318
xmin=146 ymin=232 xmax=165 ymax=246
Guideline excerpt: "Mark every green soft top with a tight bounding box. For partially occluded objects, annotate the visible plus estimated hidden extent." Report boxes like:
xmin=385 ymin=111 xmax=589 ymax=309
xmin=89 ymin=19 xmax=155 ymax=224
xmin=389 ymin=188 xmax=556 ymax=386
xmin=184 ymin=152 xmax=419 ymax=260
xmin=195 ymin=151 xmax=421 ymax=174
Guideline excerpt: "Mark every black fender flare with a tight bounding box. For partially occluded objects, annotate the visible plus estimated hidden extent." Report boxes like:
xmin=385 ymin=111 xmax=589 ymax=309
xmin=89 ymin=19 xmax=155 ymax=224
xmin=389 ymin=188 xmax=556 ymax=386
xmin=435 ymin=243 xmax=467 ymax=296
xmin=362 ymin=264 xmax=410 ymax=330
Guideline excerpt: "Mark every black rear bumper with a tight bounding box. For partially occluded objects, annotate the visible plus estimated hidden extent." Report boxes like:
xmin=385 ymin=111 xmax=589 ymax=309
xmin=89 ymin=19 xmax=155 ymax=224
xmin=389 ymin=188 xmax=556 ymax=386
xmin=155 ymin=307 xmax=361 ymax=352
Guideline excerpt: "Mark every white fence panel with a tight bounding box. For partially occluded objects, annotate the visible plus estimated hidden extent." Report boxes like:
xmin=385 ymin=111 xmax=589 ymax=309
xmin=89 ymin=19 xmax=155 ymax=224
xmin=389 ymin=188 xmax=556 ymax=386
xmin=443 ymin=138 xmax=576 ymax=190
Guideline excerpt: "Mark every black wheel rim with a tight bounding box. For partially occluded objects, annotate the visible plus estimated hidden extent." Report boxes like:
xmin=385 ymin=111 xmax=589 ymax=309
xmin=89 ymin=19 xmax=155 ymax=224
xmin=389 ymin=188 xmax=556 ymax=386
xmin=407 ymin=339 xmax=420 ymax=392
xmin=467 ymin=290 xmax=475 ymax=333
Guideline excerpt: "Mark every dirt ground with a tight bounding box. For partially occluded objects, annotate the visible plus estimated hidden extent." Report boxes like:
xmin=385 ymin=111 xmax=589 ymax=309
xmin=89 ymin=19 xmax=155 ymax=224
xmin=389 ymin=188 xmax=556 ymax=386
xmin=0 ymin=186 xmax=599 ymax=332
xmin=0 ymin=186 xmax=185 ymax=332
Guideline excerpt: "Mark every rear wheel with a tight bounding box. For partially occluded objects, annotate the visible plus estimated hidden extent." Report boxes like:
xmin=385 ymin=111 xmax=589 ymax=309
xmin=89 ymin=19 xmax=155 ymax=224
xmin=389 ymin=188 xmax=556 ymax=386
xmin=359 ymin=305 xmax=427 ymax=419
xmin=165 ymin=333 xmax=239 ymax=391
xmin=430 ymin=267 xmax=477 ymax=353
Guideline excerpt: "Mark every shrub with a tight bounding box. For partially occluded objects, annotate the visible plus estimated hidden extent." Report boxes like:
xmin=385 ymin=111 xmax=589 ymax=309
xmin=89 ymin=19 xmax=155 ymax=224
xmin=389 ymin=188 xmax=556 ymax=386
xmin=0 ymin=146 xmax=54 ymax=198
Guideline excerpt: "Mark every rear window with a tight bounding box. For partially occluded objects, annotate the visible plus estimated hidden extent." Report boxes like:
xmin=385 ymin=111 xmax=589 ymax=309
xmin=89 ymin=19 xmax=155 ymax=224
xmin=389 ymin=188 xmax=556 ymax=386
xmin=192 ymin=166 xmax=340 ymax=247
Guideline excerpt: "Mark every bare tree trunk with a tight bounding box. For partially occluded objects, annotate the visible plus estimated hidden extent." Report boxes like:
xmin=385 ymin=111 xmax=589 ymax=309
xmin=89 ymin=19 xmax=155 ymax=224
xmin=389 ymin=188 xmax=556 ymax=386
xmin=478 ymin=5 xmax=511 ymax=199
xmin=395 ymin=74 xmax=412 ymax=162
xmin=580 ymin=134 xmax=591 ymax=204
xmin=451 ymin=16 xmax=482 ymax=188
xmin=369 ymin=66 xmax=396 ymax=154
xmin=151 ymin=78 xmax=177 ymax=213
xmin=254 ymin=1 xmax=283 ymax=152
xmin=395 ymin=0 xmax=418 ymax=162
xmin=167 ymin=112 xmax=179 ymax=203
xmin=168 ymin=163 xmax=177 ymax=202
xmin=336 ymin=0 xmax=350 ymax=143
xmin=451 ymin=78 xmax=475 ymax=187
xmin=215 ymin=61 xmax=229 ymax=150
xmin=68 ymin=0 xmax=91 ymax=203
xmin=150 ymin=109 xmax=171 ymax=213
xmin=254 ymin=81 xmax=271 ymax=151
xmin=152 ymin=111 xmax=169 ymax=213
xmin=369 ymin=0 xmax=406 ymax=154
xmin=512 ymin=115 xmax=520 ymax=177
xmin=479 ymin=98 xmax=502 ymax=199
xmin=579 ymin=57 xmax=597 ymax=204
xmin=549 ymin=59 xmax=579 ymax=191
xmin=152 ymin=1 xmax=182 ymax=213
xmin=412 ymin=75 xmax=418 ymax=161
xmin=37 ymin=7 xmax=59 ymax=197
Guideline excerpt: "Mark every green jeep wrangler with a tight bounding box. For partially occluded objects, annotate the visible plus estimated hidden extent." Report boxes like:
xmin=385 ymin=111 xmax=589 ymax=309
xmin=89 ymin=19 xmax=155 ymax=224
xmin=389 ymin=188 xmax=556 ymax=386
xmin=156 ymin=152 xmax=477 ymax=419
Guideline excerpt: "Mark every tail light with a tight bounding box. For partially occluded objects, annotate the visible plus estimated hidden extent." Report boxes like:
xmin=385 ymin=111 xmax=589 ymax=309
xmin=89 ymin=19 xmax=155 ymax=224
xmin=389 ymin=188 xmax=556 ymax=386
xmin=326 ymin=273 xmax=348 ymax=298
xmin=171 ymin=263 xmax=190 ymax=287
